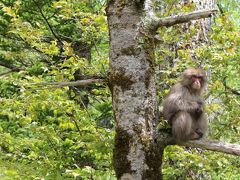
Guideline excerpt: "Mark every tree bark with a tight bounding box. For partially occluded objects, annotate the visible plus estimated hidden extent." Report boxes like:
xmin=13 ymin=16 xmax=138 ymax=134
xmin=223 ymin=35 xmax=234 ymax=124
xmin=107 ymin=1 xmax=162 ymax=179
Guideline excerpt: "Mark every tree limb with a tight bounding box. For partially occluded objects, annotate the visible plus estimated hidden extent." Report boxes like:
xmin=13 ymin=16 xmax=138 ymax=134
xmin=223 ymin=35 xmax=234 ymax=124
xmin=157 ymin=130 xmax=240 ymax=156
xmin=144 ymin=8 xmax=218 ymax=31
xmin=0 ymin=58 xmax=24 ymax=71
xmin=158 ymin=9 xmax=218 ymax=27
xmin=0 ymin=70 xmax=15 ymax=76
xmin=180 ymin=139 xmax=240 ymax=156
xmin=28 ymin=79 xmax=105 ymax=87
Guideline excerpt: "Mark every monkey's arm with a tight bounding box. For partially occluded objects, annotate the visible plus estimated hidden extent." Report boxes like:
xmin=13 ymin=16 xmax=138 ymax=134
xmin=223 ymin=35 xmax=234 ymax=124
xmin=166 ymin=93 xmax=200 ymax=113
xmin=163 ymin=84 xmax=204 ymax=121
xmin=181 ymin=100 xmax=202 ymax=113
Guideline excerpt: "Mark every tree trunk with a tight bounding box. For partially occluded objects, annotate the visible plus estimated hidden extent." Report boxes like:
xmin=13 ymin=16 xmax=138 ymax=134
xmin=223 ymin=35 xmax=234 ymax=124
xmin=107 ymin=1 xmax=163 ymax=179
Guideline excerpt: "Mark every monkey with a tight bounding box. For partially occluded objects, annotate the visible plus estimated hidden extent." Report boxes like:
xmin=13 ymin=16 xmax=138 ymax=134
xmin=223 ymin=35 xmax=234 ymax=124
xmin=163 ymin=68 xmax=208 ymax=142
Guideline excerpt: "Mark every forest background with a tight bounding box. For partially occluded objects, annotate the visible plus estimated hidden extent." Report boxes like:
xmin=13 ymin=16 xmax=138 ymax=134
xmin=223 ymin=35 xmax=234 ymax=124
xmin=0 ymin=0 xmax=239 ymax=179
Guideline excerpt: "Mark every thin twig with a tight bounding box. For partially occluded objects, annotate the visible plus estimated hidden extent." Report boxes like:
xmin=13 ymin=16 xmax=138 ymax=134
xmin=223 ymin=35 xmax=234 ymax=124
xmin=28 ymin=79 xmax=105 ymax=87
xmin=33 ymin=0 xmax=62 ymax=44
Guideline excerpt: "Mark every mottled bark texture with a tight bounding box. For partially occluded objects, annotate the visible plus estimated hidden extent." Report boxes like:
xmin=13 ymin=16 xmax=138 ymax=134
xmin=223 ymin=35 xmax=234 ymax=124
xmin=107 ymin=1 xmax=163 ymax=179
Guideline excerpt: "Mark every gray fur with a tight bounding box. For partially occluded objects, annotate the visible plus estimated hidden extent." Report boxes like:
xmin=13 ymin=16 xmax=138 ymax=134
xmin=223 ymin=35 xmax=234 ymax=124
xmin=163 ymin=68 xmax=208 ymax=142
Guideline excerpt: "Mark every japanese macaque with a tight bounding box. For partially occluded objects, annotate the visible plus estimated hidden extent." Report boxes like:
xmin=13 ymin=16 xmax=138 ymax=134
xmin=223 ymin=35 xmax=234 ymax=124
xmin=163 ymin=68 xmax=208 ymax=142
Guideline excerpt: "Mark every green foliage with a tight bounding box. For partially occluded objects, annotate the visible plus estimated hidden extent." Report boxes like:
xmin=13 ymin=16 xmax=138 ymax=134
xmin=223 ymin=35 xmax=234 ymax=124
xmin=0 ymin=0 xmax=112 ymax=179
xmin=163 ymin=146 xmax=212 ymax=179
xmin=0 ymin=83 xmax=114 ymax=178
xmin=0 ymin=79 xmax=20 ymax=98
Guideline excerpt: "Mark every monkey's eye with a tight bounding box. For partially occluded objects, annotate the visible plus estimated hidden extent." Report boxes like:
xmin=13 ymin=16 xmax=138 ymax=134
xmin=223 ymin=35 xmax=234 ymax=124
xmin=197 ymin=76 xmax=203 ymax=80
xmin=192 ymin=75 xmax=203 ymax=78
xmin=192 ymin=76 xmax=202 ymax=82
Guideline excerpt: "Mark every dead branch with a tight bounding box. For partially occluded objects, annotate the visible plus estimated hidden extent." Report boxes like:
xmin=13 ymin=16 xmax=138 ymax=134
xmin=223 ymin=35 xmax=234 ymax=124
xmin=158 ymin=9 xmax=217 ymax=27
xmin=157 ymin=130 xmax=240 ymax=156
xmin=28 ymin=79 xmax=104 ymax=87
xmin=0 ymin=59 xmax=24 ymax=72
xmin=0 ymin=70 xmax=15 ymax=76
xmin=145 ymin=9 xmax=217 ymax=31
xmin=181 ymin=139 xmax=240 ymax=156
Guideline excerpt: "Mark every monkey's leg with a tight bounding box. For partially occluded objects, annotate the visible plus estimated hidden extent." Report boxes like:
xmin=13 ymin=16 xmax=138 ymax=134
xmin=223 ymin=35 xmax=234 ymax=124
xmin=171 ymin=112 xmax=196 ymax=141
xmin=194 ymin=113 xmax=208 ymax=138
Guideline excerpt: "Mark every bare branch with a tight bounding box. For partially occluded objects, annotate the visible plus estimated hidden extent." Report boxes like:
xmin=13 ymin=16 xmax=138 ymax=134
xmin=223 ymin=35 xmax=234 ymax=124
xmin=157 ymin=130 xmax=240 ymax=156
xmin=0 ymin=59 xmax=24 ymax=71
xmin=181 ymin=139 xmax=240 ymax=156
xmin=0 ymin=70 xmax=15 ymax=76
xmin=28 ymin=79 xmax=104 ymax=87
xmin=159 ymin=9 xmax=218 ymax=27
xmin=144 ymin=8 xmax=218 ymax=32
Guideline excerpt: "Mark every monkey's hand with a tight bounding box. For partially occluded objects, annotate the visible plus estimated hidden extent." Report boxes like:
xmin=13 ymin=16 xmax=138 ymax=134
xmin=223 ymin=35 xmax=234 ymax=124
xmin=196 ymin=105 xmax=203 ymax=115
xmin=186 ymin=101 xmax=199 ymax=112
xmin=195 ymin=101 xmax=204 ymax=115
xmin=195 ymin=128 xmax=204 ymax=139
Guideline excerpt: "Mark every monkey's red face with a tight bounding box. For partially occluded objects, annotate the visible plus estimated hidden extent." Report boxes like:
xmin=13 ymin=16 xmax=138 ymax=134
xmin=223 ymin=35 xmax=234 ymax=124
xmin=191 ymin=75 xmax=203 ymax=90
xmin=182 ymin=68 xmax=206 ymax=91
